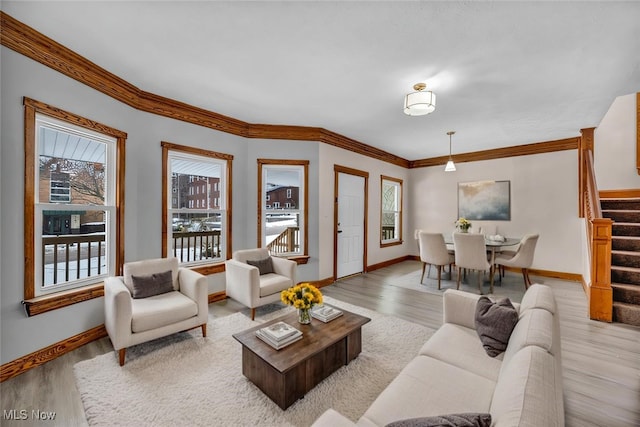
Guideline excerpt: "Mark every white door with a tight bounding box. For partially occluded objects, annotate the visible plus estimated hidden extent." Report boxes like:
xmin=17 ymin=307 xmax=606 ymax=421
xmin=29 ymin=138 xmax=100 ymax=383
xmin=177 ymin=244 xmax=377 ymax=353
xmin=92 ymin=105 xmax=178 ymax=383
xmin=337 ymin=172 xmax=365 ymax=278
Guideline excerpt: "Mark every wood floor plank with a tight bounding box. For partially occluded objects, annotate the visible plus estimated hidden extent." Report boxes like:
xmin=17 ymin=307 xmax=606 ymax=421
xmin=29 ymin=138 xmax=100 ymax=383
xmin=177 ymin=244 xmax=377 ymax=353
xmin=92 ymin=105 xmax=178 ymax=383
xmin=1 ymin=261 xmax=639 ymax=426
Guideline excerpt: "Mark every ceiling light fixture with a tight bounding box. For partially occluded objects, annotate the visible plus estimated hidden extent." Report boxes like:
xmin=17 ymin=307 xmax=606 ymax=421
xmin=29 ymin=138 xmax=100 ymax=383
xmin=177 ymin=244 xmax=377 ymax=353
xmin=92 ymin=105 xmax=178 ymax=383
xmin=404 ymin=83 xmax=436 ymax=116
xmin=445 ymin=131 xmax=456 ymax=172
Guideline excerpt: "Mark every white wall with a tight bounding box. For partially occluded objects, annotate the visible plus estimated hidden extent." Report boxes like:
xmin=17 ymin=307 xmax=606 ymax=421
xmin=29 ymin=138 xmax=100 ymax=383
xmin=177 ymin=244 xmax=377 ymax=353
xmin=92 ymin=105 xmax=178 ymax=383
xmin=595 ymin=93 xmax=639 ymax=190
xmin=409 ymin=150 xmax=583 ymax=274
xmin=245 ymin=139 xmax=320 ymax=283
xmin=318 ymin=144 xmax=412 ymax=279
xmin=3 ymin=42 xmax=631 ymax=366
xmin=0 ymin=47 xmax=322 ymax=363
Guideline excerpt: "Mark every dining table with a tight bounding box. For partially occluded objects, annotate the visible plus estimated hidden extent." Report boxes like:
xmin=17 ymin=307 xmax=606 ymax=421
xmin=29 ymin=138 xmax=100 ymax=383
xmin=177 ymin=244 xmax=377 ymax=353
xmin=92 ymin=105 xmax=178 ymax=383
xmin=444 ymin=234 xmax=521 ymax=287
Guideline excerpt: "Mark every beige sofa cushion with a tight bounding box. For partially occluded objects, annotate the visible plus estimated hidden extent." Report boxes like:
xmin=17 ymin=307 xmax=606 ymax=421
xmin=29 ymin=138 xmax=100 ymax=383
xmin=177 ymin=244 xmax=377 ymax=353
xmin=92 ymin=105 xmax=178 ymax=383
xmin=501 ymin=308 xmax=554 ymax=369
xmin=359 ymin=355 xmax=495 ymax=427
xmin=418 ymin=323 xmax=503 ymax=382
xmin=519 ymin=284 xmax=557 ymax=316
xmin=131 ymin=291 xmax=198 ymax=333
xmin=259 ymin=273 xmax=294 ymax=297
xmin=491 ymin=346 xmax=562 ymax=427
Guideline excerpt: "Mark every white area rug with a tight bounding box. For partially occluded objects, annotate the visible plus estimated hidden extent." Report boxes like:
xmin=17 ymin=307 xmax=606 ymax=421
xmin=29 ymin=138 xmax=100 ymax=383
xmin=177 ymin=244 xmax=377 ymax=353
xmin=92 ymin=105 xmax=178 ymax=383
xmin=74 ymin=297 xmax=434 ymax=427
xmin=382 ymin=260 xmax=527 ymax=303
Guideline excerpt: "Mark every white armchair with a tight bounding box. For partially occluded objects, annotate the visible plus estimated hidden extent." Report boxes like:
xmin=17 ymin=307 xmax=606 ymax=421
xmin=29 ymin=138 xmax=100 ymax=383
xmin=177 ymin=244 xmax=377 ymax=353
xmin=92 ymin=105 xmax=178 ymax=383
xmin=104 ymin=257 xmax=208 ymax=366
xmin=225 ymin=248 xmax=296 ymax=320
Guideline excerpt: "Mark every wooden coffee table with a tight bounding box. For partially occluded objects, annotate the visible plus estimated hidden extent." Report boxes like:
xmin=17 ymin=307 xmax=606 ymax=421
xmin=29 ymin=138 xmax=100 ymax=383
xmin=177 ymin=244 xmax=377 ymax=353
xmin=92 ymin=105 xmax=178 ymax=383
xmin=232 ymin=306 xmax=371 ymax=409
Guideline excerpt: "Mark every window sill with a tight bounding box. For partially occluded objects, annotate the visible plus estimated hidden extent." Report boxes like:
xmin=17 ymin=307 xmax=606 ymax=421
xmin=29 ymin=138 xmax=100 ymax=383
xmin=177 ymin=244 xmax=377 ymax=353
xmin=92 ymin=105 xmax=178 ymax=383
xmin=23 ymin=283 xmax=104 ymax=317
xmin=190 ymin=262 xmax=226 ymax=276
xmin=380 ymin=240 xmax=403 ymax=248
xmin=281 ymin=255 xmax=310 ymax=265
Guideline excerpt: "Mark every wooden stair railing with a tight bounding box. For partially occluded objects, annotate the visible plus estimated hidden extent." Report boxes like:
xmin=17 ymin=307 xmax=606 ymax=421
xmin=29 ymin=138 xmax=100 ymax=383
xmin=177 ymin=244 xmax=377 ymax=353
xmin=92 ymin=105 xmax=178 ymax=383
xmin=583 ymin=148 xmax=613 ymax=322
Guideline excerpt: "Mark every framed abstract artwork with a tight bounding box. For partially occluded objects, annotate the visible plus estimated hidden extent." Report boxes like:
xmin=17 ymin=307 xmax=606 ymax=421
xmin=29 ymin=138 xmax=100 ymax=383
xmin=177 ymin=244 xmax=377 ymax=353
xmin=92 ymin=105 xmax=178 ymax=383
xmin=458 ymin=180 xmax=510 ymax=220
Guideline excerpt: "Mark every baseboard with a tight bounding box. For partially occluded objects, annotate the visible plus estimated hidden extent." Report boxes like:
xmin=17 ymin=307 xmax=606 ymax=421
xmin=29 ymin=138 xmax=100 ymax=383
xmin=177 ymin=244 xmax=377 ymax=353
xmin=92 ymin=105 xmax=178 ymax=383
xmin=208 ymin=291 xmax=227 ymax=304
xmin=2 ymin=291 xmax=231 ymax=382
xmin=2 ymin=267 xmax=582 ymax=383
xmin=367 ymin=255 xmax=415 ymax=272
xmin=0 ymin=324 xmax=107 ymax=383
xmin=306 ymin=277 xmax=335 ymax=289
xmin=503 ymin=266 xmax=582 ymax=282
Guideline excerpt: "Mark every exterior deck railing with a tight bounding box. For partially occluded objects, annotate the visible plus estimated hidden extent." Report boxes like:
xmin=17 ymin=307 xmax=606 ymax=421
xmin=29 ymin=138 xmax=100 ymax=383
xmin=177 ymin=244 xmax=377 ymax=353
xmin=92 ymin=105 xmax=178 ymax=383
xmin=172 ymin=230 xmax=222 ymax=263
xmin=42 ymin=233 xmax=106 ymax=286
xmin=381 ymin=225 xmax=395 ymax=240
xmin=267 ymin=227 xmax=299 ymax=255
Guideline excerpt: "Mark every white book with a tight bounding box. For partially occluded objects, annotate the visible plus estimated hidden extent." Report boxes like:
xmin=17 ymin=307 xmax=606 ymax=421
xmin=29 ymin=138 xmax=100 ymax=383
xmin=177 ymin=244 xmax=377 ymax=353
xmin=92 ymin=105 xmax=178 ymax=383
xmin=255 ymin=329 xmax=302 ymax=350
xmin=311 ymin=306 xmax=343 ymax=322
xmin=261 ymin=321 xmax=300 ymax=342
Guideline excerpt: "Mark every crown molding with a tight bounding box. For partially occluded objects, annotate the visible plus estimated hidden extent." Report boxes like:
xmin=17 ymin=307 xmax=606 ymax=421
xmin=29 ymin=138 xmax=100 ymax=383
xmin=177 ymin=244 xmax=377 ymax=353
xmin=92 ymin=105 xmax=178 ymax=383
xmin=2 ymin=11 xmax=580 ymax=170
xmin=408 ymin=137 xmax=580 ymax=169
xmin=0 ymin=12 xmax=409 ymax=168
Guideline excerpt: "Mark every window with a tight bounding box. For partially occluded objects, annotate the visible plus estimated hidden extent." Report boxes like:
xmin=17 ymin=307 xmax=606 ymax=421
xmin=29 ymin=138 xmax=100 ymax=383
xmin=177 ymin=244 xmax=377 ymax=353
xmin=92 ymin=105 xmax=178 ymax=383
xmin=258 ymin=159 xmax=309 ymax=258
xmin=162 ymin=142 xmax=232 ymax=270
xmin=381 ymin=176 xmax=403 ymax=246
xmin=23 ymin=98 xmax=126 ymax=316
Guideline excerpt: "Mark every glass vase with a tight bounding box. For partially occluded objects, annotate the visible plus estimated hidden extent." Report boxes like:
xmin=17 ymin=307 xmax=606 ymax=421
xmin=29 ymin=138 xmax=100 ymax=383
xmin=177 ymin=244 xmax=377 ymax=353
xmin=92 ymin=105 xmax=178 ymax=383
xmin=298 ymin=308 xmax=311 ymax=324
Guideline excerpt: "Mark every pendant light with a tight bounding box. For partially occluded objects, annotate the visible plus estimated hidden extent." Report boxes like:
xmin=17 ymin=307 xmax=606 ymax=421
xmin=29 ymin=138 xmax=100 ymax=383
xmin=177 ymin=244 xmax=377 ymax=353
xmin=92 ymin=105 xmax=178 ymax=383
xmin=445 ymin=131 xmax=456 ymax=172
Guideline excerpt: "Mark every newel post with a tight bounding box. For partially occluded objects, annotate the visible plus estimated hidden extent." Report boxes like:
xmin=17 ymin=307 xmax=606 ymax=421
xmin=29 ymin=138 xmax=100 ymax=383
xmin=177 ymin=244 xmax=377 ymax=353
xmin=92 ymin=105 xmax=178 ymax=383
xmin=589 ymin=218 xmax=613 ymax=322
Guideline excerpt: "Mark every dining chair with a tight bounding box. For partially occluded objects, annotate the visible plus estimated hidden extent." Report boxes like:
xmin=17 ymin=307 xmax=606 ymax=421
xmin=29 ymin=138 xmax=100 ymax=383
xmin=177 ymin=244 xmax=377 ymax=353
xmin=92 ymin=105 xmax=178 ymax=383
xmin=494 ymin=234 xmax=539 ymax=289
xmin=452 ymin=232 xmax=493 ymax=294
xmin=418 ymin=232 xmax=455 ymax=289
xmin=414 ymin=228 xmax=423 ymax=253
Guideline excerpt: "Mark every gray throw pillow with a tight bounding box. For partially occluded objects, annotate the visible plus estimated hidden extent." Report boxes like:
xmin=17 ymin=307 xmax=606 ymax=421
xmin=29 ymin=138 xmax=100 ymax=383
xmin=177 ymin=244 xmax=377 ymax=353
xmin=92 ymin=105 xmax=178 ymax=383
xmin=130 ymin=270 xmax=174 ymax=299
xmin=246 ymin=257 xmax=274 ymax=275
xmin=385 ymin=413 xmax=491 ymax=427
xmin=475 ymin=296 xmax=518 ymax=357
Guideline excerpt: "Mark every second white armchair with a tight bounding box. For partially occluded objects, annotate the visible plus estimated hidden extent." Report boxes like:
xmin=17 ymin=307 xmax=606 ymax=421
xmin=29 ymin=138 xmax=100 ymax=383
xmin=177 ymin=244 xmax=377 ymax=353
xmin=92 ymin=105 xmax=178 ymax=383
xmin=225 ymin=248 xmax=296 ymax=320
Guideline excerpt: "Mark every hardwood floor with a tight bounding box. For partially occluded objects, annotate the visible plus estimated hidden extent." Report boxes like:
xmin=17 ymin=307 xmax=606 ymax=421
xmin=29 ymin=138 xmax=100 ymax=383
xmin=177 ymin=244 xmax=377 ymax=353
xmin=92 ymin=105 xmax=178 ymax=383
xmin=1 ymin=261 xmax=639 ymax=426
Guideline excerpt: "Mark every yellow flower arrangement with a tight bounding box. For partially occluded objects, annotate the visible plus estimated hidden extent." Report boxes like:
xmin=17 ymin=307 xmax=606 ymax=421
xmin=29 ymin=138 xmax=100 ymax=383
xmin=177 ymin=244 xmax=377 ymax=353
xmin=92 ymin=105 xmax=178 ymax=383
xmin=281 ymin=283 xmax=323 ymax=310
xmin=455 ymin=217 xmax=472 ymax=232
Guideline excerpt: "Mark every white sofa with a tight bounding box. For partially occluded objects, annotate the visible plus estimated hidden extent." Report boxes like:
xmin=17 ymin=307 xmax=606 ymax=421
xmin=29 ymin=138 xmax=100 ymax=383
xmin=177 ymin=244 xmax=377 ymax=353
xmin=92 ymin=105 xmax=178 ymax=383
xmin=312 ymin=285 xmax=564 ymax=427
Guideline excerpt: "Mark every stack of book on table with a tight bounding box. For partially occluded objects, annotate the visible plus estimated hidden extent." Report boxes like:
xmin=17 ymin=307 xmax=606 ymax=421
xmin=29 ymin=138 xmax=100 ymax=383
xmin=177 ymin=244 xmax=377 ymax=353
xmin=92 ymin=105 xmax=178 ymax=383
xmin=255 ymin=321 xmax=302 ymax=350
xmin=311 ymin=305 xmax=343 ymax=323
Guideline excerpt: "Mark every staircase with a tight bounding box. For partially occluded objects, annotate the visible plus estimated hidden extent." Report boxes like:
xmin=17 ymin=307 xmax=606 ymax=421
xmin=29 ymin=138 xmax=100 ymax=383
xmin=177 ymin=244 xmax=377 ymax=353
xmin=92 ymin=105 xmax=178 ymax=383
xmin=601 ymin=198 xmax=640 ymax=327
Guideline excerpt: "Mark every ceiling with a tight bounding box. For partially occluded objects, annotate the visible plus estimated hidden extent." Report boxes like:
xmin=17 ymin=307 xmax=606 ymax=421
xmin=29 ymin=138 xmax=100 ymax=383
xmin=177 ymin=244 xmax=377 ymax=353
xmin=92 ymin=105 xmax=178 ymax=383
xmin=3 ymin=1 xmax=640 ymax=161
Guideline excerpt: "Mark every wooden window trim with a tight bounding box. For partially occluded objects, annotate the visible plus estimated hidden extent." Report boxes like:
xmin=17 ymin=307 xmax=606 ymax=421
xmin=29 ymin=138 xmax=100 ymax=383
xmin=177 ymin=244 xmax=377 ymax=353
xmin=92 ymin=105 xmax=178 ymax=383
xmin=380 ymin=175 xmax=403 ymax=248
xmin=257 ymin=159 xmax=309 ymax=258
xmin=23 ymin=97 xmax=126 ymax=316
xmin=161 ymin=141 xmax=233 ymax=263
